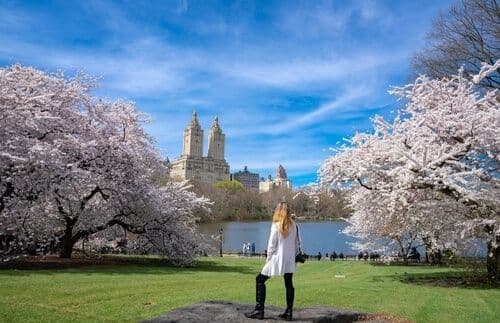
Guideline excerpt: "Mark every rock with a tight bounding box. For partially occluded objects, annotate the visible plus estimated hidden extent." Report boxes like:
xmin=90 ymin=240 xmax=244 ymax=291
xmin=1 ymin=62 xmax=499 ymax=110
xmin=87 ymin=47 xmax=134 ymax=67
xmin=144 ymin=301 xmax=392 ymax=323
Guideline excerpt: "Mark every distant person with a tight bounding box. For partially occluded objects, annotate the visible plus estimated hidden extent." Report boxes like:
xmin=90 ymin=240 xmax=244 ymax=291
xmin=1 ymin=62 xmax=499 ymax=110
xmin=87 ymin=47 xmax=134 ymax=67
xmin=358 ymin=252 xmax=363 ymax=260
xmin=251 ymin=242 xmax=256 ymax=255
xmin=339 ymin=252 xmax=344 ymax=260
xmin=370 ymin=252 xmax=380 ymax=261
xmin=332 ymin=251 xmax=338 ymax=261
xmin=435 ymin=249 xmax=442 ymax=263
xmin=317 ymin=252 xmax=322 ymax=261
xmin=245 ymin=202 xmax=302 ymax=321
xmin=409 ymin=247 xmax=421 ymax=262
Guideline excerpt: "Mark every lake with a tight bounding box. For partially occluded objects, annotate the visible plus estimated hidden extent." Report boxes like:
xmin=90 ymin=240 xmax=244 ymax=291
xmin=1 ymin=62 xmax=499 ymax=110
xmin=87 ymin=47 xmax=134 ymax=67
xmin=198 ymin=220 xmax=487 ymax=257
xmin=198 ymin=220 xmax=360 ymax=255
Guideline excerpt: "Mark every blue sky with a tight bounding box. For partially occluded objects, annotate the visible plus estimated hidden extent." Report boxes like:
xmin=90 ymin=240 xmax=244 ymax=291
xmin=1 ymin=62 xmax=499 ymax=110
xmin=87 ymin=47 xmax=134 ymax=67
xmin=0 ymin=0 xmax=453 ymax=186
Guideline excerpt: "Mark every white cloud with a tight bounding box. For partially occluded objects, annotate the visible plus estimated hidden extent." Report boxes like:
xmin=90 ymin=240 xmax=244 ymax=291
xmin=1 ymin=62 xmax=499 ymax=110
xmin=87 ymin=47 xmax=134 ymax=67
xmin=175 ymin=0 xmax=189 ymax=15
xmin=0 ymin=7 xmax=29 ymax=28
xmin=275 ymin=1 xmax=393 ymax=39
xmin=0 ymin=36 xmax=203 ymax=96
xmin=268 ymin=86 xmax=372 ymax=133
xmin=215 ymin=52 xmax=400 ymax=89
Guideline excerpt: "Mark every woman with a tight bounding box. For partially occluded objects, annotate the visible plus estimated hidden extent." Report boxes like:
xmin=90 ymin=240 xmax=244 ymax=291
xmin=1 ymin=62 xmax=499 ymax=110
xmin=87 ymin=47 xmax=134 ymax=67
xmin=245 ymin=202 xmax=301 ymax=321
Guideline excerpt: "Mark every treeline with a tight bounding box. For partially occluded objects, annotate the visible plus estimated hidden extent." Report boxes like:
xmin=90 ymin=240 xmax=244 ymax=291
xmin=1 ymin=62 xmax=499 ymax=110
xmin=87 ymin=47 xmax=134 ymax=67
xmin=189 ymin=180 xmax=350 ymax=222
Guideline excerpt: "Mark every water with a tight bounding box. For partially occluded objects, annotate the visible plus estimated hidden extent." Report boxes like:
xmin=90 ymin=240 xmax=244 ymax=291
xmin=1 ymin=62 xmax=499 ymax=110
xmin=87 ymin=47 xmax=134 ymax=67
xmin=198 ymin=220 xmax=487 ymax=257
xmin=198 ymin=220 xmax=360 ymax=255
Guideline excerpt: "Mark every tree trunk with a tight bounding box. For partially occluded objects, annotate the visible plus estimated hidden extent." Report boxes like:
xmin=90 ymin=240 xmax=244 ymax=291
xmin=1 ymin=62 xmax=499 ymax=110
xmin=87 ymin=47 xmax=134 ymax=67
xmin=486 ymin=235 xmax=500 ymax=281
xmin=59 ymin=235 xmax=75 ymax=258
xmin=59 ymin=218 xmax=76 ymax=258
xmin=396 ymin=239 xmax=409 ymax=265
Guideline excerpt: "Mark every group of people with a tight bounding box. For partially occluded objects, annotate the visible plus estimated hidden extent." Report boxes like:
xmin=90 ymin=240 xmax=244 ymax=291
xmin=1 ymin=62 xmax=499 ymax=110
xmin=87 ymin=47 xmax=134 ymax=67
xmin=357 ymin=251 xmax=382 ymax=261
xmin=294 ymin=251 xmax=347 ymax=261
xmin=242 ymin=241 xmax=256 ymax=256
xmin=310 ymin=250 xmax=422 ymax=262
xmin=326 ymin=251 xmax=345 ymax=261
xmin=308 ymin=251 xmax=345 ymax=261
xmin=408 ymin=247 xmax=421 ymax=261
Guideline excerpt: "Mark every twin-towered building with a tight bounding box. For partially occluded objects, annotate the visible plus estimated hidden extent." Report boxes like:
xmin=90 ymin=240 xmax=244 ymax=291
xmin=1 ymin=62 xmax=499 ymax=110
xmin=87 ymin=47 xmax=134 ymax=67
xmin=170 ymin=112 xmax=230 ymax=184
xmin=170 ymin=112 xmax=292 ymax=192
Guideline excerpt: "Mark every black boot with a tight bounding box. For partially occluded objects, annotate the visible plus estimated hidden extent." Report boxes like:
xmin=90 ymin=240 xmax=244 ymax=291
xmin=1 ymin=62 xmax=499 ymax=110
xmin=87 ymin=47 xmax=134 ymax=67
xmin=245 ymin=282 xmax=266 ymax=319
xmin=278 ymin=287 xmax=294 ymax=321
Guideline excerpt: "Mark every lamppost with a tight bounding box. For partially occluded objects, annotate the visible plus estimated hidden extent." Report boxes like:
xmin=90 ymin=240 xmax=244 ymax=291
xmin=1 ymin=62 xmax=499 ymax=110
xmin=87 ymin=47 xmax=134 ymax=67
xmin=218 ymin=227 xmax=224 ymax=257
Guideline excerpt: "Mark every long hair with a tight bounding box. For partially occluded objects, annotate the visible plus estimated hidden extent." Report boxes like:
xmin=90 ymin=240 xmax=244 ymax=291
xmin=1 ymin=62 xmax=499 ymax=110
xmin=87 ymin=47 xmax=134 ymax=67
xmin=272 ymin=202 xmax=293 ymax=237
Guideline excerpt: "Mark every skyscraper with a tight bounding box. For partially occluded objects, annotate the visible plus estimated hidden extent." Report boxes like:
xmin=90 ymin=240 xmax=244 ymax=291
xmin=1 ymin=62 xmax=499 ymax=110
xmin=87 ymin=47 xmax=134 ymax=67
xmin=170 ymin=112 xmax=230 ymax=184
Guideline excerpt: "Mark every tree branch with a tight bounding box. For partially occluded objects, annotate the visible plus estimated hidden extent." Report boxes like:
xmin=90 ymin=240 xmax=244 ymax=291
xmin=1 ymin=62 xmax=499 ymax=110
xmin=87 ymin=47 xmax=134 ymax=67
xmin=79 ymin=186 xmax=109 ymax=212
xmin=71 ymin=215 xmax=146 ymax=243
xmin=357 ymin=178 xmax=374 ymax=190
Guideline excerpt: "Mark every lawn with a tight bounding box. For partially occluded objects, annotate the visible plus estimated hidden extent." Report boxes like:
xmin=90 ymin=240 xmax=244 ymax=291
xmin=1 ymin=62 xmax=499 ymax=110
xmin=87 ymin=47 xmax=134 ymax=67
xmin=0 ymin=256 xmax=498 ymax=323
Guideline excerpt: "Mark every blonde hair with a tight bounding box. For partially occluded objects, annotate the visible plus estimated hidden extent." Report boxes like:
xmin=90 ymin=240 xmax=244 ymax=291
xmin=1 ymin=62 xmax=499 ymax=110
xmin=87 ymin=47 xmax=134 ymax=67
xmin=273 ymin=202 xmax=293 ymax=237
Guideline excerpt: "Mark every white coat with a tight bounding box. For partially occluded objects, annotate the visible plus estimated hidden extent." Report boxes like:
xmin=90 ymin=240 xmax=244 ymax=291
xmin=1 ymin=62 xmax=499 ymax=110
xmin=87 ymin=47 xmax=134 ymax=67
xmin=261 ymin=222 xmax=301 ymax=277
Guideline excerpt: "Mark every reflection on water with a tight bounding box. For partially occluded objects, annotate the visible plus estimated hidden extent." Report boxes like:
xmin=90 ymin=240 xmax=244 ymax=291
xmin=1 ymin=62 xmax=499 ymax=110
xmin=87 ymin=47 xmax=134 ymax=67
xmin=198 ymin=220 xmax=360 ymax=255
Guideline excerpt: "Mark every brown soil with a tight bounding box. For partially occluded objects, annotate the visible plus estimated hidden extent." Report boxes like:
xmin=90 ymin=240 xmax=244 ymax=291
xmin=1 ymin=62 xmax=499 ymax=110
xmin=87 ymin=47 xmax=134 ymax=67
xmin=403 ymin=274 xmax=499 ymax=288
xmin=0 ymin=254 xmax=171 ymax=270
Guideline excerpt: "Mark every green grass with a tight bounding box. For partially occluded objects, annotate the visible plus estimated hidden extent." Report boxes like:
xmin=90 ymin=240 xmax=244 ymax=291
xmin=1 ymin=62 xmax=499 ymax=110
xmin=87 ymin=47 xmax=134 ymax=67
xmin=0 ymin=257 xmax=498 ymax=322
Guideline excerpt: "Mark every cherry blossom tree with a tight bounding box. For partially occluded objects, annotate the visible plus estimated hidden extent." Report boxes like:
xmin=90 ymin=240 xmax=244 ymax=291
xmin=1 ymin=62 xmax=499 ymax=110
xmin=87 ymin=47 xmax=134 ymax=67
xmin=320 ymin=61 xmax=500 ymax=278
xmin=0 ymin=65 xmax=209 ymax=264
xmin=344 ymin=188 xmax=473 ymax=264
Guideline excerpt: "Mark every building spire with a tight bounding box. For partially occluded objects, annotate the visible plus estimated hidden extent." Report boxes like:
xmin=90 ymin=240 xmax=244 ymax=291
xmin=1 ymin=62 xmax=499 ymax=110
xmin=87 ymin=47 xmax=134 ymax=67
xmin=183 ymin=110 xmax=203 ymax=157
xmin=208 ymin=116 xmax=225 ymax=160
xmin=212 ymin=116 xmax=221 ymax=130
xmin=276 ymin=164 xmax=287 ymax=180
xmin=190 ymin=110 xmax=200 ymax=127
